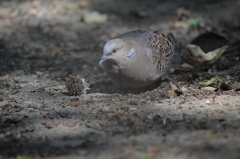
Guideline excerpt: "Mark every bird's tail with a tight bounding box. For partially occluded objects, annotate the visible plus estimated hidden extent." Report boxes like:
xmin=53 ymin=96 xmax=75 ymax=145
xmin=167 ymin=33 xmax=176 ymax=54
xmin=167 ymin=33 xmax=176 ymax=45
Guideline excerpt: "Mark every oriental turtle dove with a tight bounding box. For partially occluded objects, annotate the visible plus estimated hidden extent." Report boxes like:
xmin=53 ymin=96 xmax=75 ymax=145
xmin=99 ymin=30 xmax=176 ymax=88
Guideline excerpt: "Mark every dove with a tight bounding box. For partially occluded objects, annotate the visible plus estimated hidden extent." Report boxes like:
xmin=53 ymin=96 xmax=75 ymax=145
xmin=99 ymin=30 xmax=176 ymax=88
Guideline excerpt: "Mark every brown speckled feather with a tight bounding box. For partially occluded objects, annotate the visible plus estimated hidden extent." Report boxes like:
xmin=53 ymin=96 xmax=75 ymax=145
xmin=147 ymin=32 xmax=176 ymax=71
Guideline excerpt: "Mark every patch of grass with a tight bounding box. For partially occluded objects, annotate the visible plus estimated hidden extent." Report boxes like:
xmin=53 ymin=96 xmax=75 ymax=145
xmin=236 ymin=109 xmax=240 ymax=115
xmin=36 ymin=59 xmax=46 ymax=67
xmin=24 ymin=62 xmax=31 ymax=68
xmin=139 ymin=154 xmax=148 ymax=159
xmin=234 ymin=57 xmax=239 ymax=60
xmin=188 ymin=18 xmax=202 ymax=27
xmin=16 ymin=155 xmax=29 ymax=159
xmin=9 ymin=85 xmax=15 ymax=89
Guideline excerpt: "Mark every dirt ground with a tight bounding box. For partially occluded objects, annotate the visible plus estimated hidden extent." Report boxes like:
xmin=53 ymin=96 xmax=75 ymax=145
xmin=0 ymin=0 xmax=240 ymax=159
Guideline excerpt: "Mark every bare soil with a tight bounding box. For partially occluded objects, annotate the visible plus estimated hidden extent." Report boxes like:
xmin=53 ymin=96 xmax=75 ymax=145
xmin=0 ymin=0 xmax=240 ymax=159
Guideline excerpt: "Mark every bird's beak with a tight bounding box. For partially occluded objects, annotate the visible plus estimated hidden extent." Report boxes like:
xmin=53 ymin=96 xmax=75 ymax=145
xmin=99 ymin=56 xmax=108 ymax=65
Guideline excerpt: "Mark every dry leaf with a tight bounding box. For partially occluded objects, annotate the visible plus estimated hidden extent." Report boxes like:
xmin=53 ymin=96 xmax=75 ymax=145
xmin=201 ymin=86 xmax=217 ymax=91
xmin=199 ymin=76 xmax=234 ymax=90
xmin=180 ymin=44 xmax=228 ymax=70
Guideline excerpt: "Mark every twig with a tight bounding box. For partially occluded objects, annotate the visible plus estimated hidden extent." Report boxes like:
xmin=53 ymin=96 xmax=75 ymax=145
xmin=84 ymin=121 xmax=122 ymax=133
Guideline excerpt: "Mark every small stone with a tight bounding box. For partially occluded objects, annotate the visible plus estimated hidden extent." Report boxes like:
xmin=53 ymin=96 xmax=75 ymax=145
xmin=201 ymin=86 xmax=217 ymax=91
xmin=36 ymin=71 xmax=44 ymax=76
xmin=0 ymin=95 xmax=4 ymax=101
xmin=206 ymin=100 xmax=211 ymax=104
xmin=78 ymin=150 xmax=88 ymax=156
xmin=78 ymin=1 xmax=91 ymax=7
xmin=0 ymin=89 xmax=4 ymax=94
xmin=188 ymin=96 xmax=197 ymax=100
xmin=104 ymin=106 xmax=110 ymax=110
xmin=129 ymin=107 xmax=137 ymax=110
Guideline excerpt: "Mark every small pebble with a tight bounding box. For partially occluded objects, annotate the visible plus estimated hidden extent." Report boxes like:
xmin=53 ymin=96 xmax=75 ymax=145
xmin=0 ymin=95 xmax=4 ymax=101
xmin=129 ymin=107 xmax=137 ymax=110
xmin=104 ymin=106 xmax=110 ymax=110
xmin=0 ymin=89 xmax=4 ymax=94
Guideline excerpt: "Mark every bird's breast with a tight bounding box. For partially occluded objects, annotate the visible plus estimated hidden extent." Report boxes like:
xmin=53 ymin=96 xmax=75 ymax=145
xmin=102 ymin=59 xmax=125 ymax=85
xmin=101 ymin=53 xmax=159 ymax=88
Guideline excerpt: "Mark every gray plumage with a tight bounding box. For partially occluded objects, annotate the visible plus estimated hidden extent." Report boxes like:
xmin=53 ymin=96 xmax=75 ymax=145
xmin=99 ymin=30 xmax=176 ymax=88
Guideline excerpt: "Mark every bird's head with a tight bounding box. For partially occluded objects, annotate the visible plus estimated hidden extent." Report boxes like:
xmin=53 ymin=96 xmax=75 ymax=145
xmin=99 ymin=39 xmax=133 ymax=66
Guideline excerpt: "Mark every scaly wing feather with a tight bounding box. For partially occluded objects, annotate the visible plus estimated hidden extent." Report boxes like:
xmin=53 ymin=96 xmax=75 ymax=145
xmin=147 ymin=32 xmax=176 ymax=71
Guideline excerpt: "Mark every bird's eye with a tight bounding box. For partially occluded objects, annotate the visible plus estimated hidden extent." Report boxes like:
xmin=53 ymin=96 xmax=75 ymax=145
xmin=112 ymin=48 xmax=118 ymax=53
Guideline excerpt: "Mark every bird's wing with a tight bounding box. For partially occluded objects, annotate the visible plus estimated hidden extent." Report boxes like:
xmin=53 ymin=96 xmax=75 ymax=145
xmin=147 ymin=32 xmax=176 ymax=71
xmin=114 ymin=30 xmax=147 ymax=40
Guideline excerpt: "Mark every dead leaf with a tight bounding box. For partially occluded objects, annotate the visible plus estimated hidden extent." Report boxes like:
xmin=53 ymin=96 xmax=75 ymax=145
xmin=83 ymin=12 xmax=108 ymax=24
xmin=181 ymin=44 xmax=228 ymax=69
xmin=200 ymin=77 xmax=220 ymax=87
xmin=201 ymin=86 xmax=217 ymax=91
xmin=199 ymin=76 xmax=234 ymax=90
xmin=196 ymin=132 xmax=214 ymax=140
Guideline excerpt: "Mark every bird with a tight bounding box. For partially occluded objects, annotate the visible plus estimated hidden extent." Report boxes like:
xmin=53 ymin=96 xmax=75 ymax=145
xmin=99 ymin=30 xmax=176 ymax=88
